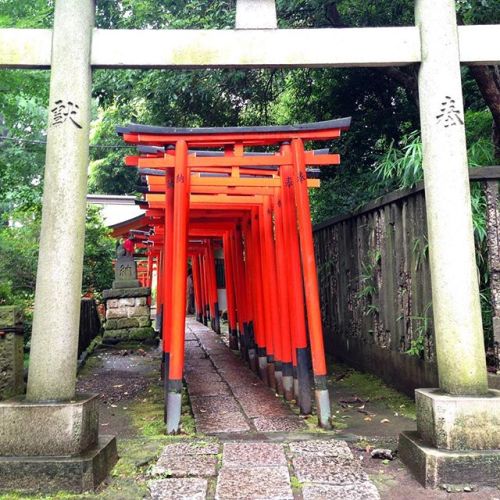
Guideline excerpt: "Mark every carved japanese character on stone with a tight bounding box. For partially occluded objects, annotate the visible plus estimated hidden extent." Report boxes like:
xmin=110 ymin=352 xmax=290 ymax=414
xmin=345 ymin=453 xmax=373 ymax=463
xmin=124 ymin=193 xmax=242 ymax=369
xmin=436 ymin=96 xmax=464 ymax=128
xmin=50 ymin=100 xmax=82 ymax=129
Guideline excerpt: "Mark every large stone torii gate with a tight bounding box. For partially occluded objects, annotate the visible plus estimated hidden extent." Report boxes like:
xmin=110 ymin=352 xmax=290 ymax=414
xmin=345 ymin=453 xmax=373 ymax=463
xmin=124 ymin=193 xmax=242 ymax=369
xmin=0 ymin=0 xmax=499 ymax=492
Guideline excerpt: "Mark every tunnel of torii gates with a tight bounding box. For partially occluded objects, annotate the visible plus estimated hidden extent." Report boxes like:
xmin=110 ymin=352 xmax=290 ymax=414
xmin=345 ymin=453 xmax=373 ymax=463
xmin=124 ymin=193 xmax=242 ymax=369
xmin=112 ymin=118 xmax=351 ymax=433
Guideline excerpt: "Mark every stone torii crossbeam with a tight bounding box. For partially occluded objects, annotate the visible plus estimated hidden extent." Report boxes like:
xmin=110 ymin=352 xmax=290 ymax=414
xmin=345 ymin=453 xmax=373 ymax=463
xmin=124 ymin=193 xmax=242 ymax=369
xmin=0 ymin=0 xmax=499 ymax=493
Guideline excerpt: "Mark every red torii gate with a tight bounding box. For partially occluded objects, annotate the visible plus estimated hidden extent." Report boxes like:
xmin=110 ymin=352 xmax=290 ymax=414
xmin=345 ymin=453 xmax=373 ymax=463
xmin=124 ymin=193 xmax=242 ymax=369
xmin=118 ymin=118 xmax=350 ymax=432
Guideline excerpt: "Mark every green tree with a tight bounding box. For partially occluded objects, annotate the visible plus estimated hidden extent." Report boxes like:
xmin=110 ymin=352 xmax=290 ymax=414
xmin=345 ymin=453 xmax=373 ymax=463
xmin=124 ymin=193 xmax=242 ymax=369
xmin=82 ymin=206 xmax=115 ymax=293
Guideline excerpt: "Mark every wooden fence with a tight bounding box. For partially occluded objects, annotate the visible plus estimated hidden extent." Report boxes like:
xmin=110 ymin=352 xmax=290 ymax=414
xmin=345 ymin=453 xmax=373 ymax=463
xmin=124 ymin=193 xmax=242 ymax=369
xmin=78 ymin=298 xmax=102 ymax=357
xmin=314 ymin=167 xmax=500 ymax=395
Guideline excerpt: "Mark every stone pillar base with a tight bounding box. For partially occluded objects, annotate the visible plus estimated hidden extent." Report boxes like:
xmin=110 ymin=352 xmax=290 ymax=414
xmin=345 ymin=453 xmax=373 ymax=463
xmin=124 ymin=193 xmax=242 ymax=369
xmin=0 ymin=435 xmax=117 ymax=494
xmin=0 ymin=395 xmax=117 ymax=493
xmin=400 ymin=388 xmax=500 ymax=487
xmin=399 ymin=431 xmax=500 ymax=488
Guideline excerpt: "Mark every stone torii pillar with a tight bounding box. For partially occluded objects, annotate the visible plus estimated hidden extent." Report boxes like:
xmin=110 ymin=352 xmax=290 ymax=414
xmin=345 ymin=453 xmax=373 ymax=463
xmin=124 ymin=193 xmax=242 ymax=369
xmin=399 ymin=0 xmax=500 ymax=487
xmin=0 ymin=1 xmax=117 ymax=494
xmin=26 ymin=0 xmax=94 ymax=403
xmin=236 ymin=0 xmax=277 ymax=29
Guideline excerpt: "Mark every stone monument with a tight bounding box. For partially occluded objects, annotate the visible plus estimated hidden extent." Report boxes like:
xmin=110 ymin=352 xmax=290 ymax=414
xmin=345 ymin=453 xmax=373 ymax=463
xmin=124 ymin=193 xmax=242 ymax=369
xmin=102 ymin=241 xmax=155 ymax=342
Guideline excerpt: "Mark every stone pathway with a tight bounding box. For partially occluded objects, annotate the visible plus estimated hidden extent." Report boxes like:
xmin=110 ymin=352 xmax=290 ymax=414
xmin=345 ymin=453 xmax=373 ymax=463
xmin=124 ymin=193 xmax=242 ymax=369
xmin=185 ymin=319 xmax=305 ymax=434
xmin=148 ymin=319 xmax=380 ymax=499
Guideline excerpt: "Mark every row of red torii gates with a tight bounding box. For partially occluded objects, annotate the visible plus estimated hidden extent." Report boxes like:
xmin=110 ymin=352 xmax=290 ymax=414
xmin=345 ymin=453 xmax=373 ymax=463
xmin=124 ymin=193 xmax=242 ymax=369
xmin=115 ymin=118 xmax=351 ymax=432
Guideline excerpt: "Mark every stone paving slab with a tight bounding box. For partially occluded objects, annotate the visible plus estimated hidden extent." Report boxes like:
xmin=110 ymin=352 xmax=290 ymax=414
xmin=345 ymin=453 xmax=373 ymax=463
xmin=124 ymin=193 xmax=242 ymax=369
xmin=188 ymin=380 xmax=232 ymax=397
xmin=152 ymin=454 xmax=218 ymax=478
xmin=149 ymin=478 xmax=208 ymax=500
xmin=184 ymin=361 xmax=214 ymax=374
xmin=195 ymin=412 xmax=251 ymax=434
xmin=292 ymin=455 xmax=368 ymax=484
xmin=221 ymin=371 xmax=262 ymax=388
xmin=215 ymin=466 xmax=293 ymax=500
xmin=209 ymin=351 xmax=242 ymax=361
xmin=301 ymin=482 xmax=381 ymax=500
xmin=184 ymin=350 xmax=207 ymax=360
xmin=238 ymin=398 xmax=292 ymax=418
xmin=230 ymin=384 xmax=274 ymax=399
xmin=222 ymin=442 xmax=287 ymax=468
xmin=289 ymin=439 xmax=354 ymax=459
xmin=184 ymin=372 xmax=222 ymax=386
xmin=253 ymin=416 xmax=306 ymax=432
xmin=158 ymin=441 xmax=220 ymax=456
xmin=190 ymin=395 xmax=242 ymax=414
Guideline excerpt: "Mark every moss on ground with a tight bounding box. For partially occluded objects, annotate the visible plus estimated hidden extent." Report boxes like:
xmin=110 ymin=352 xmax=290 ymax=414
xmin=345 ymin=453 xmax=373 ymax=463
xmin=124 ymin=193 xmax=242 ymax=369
xmin=333 ymin=366 xmax=416 ymax=420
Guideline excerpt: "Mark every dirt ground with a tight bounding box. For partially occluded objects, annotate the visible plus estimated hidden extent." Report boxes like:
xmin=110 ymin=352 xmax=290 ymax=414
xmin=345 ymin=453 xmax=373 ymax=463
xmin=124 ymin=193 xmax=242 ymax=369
xmin=77 ymin=345 xmax=160 ymax=439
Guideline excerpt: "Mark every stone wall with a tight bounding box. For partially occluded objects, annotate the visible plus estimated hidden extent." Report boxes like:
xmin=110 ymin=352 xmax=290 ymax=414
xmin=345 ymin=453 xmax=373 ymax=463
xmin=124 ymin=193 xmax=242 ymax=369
xmin=314 ymin=185 xmax=437 ymax=396
xmin=0 ymin=306 xmax=24 ymax=400
xmin=103 ymin=288 xmax=155 ymax=342
xmin=314 ymin=169 xmax=500 ymax=396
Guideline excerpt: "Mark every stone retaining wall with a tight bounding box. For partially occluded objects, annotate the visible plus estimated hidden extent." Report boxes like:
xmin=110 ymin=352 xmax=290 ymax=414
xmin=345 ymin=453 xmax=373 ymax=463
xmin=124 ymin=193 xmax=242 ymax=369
xmin=103 ymin=288 xmax=155 ymax=342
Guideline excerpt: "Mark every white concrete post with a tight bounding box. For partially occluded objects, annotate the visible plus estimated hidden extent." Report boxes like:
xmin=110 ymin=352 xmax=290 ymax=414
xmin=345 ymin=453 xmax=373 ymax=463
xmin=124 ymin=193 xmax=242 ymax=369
xmin=236 ymin=0 xmax=277 ymax=29
xmin=26 ymin=0 xmax=95 ymax=402
xmin=415 ymin=0 xmax=488 ymax=395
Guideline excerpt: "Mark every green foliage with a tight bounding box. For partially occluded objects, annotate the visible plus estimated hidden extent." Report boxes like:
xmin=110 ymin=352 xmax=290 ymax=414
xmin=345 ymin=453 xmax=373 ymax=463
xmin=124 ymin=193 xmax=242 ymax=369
xmin=0 ymin=71 xmax=49 ymax=217
xmin=374 ymin=131 xmax=422 ymax=190
xmin=0 ymin=214 xmax=40 ymax=296
xmin=412 ymin=236 xmax=429 ymax=272
xmin=456 ymin=0 xmax=500 ymax=25
xmin=82 ymin=206 xmax=115 ymax=293
xmin=0 ymin=0 xmax=54 ymax=28
xmin=373 ymin=112 xmax=494 ymax=247
xmin=405 ymin=303 xmax=433 ymax=358
xmin=357 ymin=250 xmax=381 ymax=316
xmin=89 ymin=104 xmax=139 ymax=195
xmin=0 ymin=207 xmax=115 ymax=304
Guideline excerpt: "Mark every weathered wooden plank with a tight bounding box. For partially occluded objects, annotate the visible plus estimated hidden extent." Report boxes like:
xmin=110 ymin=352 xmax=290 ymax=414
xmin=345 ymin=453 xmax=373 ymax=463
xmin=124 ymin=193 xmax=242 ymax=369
xmin=381 ymin=203 xmax=396 ymax=350
xmin=485 ymin=180 xmax=500 ymax=344
xmin=392 ymin=202 xmax=405 ymax=350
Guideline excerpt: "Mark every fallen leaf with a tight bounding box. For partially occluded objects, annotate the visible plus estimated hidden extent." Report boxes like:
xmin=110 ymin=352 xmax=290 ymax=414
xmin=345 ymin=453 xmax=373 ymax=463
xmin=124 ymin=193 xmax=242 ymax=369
xmin=380 ymin=418 xmax=390 ymax=424
xmin=364 ymin=417 xmax=372 ymax=421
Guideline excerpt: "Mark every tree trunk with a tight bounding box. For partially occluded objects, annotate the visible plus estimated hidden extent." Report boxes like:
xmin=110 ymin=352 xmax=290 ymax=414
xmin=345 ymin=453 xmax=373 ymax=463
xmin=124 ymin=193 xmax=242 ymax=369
xmin=469 ymin=65 xmax=500 ymax=161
